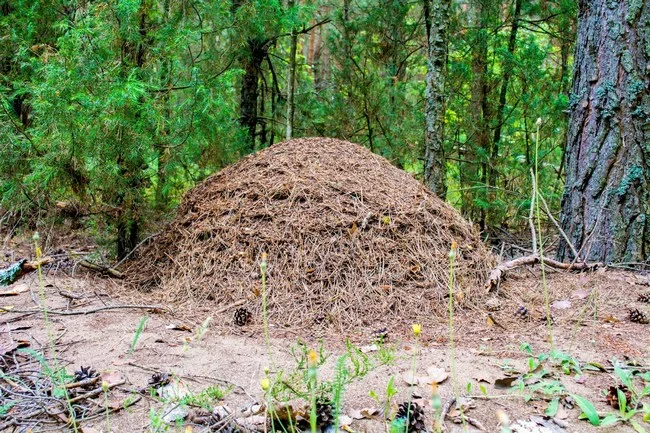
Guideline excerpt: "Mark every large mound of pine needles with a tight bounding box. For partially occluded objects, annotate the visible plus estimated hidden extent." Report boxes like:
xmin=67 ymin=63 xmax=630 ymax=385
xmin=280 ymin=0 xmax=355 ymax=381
xmin=129 ymin=138 xmax=493 ymax=329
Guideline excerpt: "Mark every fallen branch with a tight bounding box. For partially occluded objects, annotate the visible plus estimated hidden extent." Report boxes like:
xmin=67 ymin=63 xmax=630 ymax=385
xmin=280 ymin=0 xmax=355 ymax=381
xmin=0 ymin=380 xmax=126 ymax=430
xmin=485 ymin=254 xmax=602 ymax=293
xmin=0 ymin=303 xmax=170 ymax=316
xmin=438 ymin=396 xmax=456 ymax=432
xmin=78 ymin=260 xmax=124 ymax=279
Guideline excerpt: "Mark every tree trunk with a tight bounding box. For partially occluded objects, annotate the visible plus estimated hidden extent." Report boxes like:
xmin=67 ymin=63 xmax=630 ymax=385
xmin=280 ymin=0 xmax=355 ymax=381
xmin=490 ymin=0 xmax=522 ymax=189
xmin=286 ymin=0 xmax=298 ymax=140
xmin=422 ymin=0 xmax=450 ymax=198
xmin=466 ymin=0 xmax=490 ymax=228
xmin=240 ymin=39 xmax=266 ymax=151
xmin=558 ymin=0 xmax=650 ymax=263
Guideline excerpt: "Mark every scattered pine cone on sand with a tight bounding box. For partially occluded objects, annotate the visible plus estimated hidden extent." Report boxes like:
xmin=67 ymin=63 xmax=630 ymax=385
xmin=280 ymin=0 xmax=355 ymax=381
xmin=395 ymin=401 xmax=426 ymax=433
xmin=628 ymin=308 xmax=649 ymax=324
xmin=128 ymin=138 xmax=492 ymax=330
xmin=234 ymin=307 xmax=252 ymax=326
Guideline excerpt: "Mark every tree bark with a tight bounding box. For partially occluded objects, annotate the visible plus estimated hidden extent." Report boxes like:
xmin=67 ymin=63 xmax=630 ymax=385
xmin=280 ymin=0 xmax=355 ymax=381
xmin=240 ymin=39 xmax=267 ymax=152
xmin=558 ymin=0 xmax=650 ymax=263
xmin=422 ymin=0 xmax=450 ymax=198
xmin=490 ymin=0 xmax=522 ymax=189
xmin=466 ymin=0 xmax=491 ymax=228
xmin=286 ymin=0 xmax=298 ymax=140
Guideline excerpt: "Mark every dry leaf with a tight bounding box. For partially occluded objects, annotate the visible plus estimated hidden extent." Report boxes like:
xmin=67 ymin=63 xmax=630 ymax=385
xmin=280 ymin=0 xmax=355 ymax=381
xmin=100 ymin=371 xmax=124 ymax=386
xmin=339 ymin=415 xmax=353 ymax=426
xmin=494 ymin=376 xmax=519 ymax=389
xmin=571 ymin=289 xmax=591 ymax=300
xmin=360 ymin=407 xmax=379 ymax=418
xmin=402 ymin=372 xmax=419 ymax=386
xmin=360 ymin=344 xmax=378 ymax=353
xmin=603 ymin=315 xmax=620 ymax=323
xmin=551 ymin=300 xmax=571 ymax=310
xmin=425 ymin=366 xmax=449 ymax=384
xmin=166 ymin=324 xmax=193 ymax=332
xmin=0 ymin=284 xmax=29 ymax=296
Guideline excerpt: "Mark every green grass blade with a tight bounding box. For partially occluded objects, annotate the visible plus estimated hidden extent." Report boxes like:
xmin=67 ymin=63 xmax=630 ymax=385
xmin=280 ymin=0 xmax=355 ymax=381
xmin=572 ymin=394 xmax=600 ymax=426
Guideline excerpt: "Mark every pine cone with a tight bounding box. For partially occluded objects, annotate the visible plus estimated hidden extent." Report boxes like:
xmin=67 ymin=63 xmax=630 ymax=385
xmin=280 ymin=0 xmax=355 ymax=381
xmin=74 ymin=366 xmax=98 ymax=383
xmin=395 ymin=401 xmax=425 ymax=433
xmin=148 ymin=372 xmax=172 ymax=389
xmin=628 ymin=308 xmax=649 ymax=324
xmin=606 ymin=385 xmax=633 ymax=409
xmin=638 ymin=292 xmax=650 ymax=303
xmin=515 ymin=305 xmax=529 ymax=320
xmin=234 ymin=308 xmax=252 ymax=326
xmin=316 ymin=399 xmax=334 ymax=429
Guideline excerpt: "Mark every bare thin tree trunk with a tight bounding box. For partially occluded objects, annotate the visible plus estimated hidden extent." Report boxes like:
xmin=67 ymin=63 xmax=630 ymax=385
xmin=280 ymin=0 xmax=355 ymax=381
xmin=558 ymin=0 xmax=650 ymax=263
xmin=490 ymin=0 xmax=522 ymax=189
xmin=286 ymin=0 xmax=298 ymax=140
xmin=467 ymin=0 xmax=490 ymax=228
xmin=422 ymin=0 xmax=450 ymax=198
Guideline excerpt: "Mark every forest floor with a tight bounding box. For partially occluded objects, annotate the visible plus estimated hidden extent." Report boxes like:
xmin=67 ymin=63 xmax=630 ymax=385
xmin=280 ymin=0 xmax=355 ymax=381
xmin=1 ymin=240 xmax=649 ymax=432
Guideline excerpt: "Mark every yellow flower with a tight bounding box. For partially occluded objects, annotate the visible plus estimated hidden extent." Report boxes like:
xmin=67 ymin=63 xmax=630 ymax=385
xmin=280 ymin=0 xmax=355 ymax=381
xmin=101 ymin=380 xmax=110 ymax=391
xmin=449 ymin=240 xmax=458 ymax=259
xmin=260 ymin=252 xmax=268 ymax=271
xmin=411 ymin=323 xmax=421 ymax=337
xmin=308 ymin=349 xmax=318 ymax=367
xmin=261 ymin=378 xmax=271 ymax=391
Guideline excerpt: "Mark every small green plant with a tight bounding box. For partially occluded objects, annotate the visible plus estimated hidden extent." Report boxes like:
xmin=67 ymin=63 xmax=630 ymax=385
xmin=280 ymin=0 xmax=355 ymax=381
xmin=369 ymin=376 xmax=398 ymax=431
xmin=194 ymin=316 xmax=212 ymax=341
xmin=129 ymin=315 xmax=149 ymax=354
xmin=180 ymin=384 xmax=230 ymax=410
xmin=103 ymin=380 xmax=111 ymax=432
xmin=332 ymin=355 xmax=349 ymax=433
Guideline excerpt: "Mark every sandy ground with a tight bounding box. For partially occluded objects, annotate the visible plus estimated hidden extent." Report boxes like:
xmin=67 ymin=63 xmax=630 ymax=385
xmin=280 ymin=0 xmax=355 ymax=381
xmin=0 ymin=263 xmax=649 ymax=433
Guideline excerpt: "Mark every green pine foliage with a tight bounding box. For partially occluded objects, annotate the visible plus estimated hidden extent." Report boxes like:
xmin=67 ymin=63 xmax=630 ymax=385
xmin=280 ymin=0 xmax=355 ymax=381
xmin=1 ymin=0 xmax=578 ymax=255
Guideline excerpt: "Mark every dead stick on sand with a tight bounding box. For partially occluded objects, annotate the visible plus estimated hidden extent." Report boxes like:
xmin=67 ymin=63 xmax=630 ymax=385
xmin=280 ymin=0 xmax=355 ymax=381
xmin=0 ymin=304 xmax=170 ymax=316
xmin=484 ymin=255 xmax=601 ymax=293
xmin=439 ymin=396 xmax=456 ymax=432
xmin=0 ymin=381 xmax=126 ymax=430
xmin=78 ymin=260 xmax=124 ymax=279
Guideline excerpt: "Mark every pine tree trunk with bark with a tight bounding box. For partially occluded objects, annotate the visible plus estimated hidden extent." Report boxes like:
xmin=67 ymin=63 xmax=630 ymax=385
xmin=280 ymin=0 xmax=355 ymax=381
xmin=558 ymin=0 xmax=650 ymax=263
xmin=422 ymin=0 xmax=450 ymax=198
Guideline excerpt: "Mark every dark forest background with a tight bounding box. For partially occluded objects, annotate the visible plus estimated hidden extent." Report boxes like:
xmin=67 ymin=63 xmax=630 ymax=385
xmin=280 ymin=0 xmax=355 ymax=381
xmin=1 ymin=0 xmax=648 ymax=264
